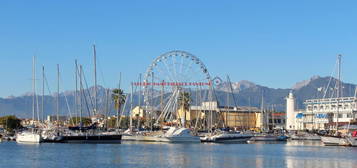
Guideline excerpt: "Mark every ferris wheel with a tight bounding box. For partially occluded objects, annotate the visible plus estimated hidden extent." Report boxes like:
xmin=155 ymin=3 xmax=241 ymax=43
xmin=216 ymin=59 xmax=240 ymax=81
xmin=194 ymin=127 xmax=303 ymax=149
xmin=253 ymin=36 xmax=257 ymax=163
xmin=142 ymin=50 xmax=213 ymax=123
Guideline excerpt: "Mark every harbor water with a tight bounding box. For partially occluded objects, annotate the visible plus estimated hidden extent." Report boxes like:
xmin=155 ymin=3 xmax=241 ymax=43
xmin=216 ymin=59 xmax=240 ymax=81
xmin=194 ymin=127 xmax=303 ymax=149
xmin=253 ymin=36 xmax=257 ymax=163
xmin=1 ymin=141 xmax=357 ymax=168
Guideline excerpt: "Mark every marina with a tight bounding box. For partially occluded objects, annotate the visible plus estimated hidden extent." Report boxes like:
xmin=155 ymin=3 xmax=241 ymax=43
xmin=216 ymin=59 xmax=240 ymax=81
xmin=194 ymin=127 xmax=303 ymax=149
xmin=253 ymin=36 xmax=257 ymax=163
xmin=2 ymin=1 xmax=357 ymax=167
xmin=1 ymin=140 xmax=357 ymax=168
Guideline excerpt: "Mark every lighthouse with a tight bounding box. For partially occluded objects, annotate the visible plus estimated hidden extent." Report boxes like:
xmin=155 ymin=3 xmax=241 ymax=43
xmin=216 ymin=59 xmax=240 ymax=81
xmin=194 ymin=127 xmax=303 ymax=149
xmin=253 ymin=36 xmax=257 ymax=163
xmin=286 ymin=91 xmax=296 ymax=131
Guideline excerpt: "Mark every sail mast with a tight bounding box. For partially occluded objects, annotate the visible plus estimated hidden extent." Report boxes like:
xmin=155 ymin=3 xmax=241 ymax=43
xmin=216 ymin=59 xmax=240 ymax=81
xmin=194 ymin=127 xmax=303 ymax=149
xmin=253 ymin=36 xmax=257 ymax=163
xmin=130 ymin=82 xmax=133 ymax=132
xmin=42 ymin=65 xmax=45 ymax=122
xmin=336 ymin=54 xmax=342 ymax=130
xmin=74 ymin=60 xmax=78 ymax=123
xmin=93 ymin=44 xmax=97 ymax=116
xmin=32 ymin=56 xmax=36 ymax=123
xmin=79 ymin=65 xmax=83 ymax=127
xmin=116 ymin=72 xmax=122 ymax=130
xmin=57 ymin=64 xmax=60 ymax=127
xmin=137 ymin=73 xmax=142 ymax=130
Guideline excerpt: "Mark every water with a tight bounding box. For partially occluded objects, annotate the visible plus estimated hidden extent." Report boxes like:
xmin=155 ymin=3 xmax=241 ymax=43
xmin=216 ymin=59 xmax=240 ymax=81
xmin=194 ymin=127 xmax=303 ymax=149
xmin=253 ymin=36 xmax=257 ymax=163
xmin=1 ymin=141 xmax=357 ymax=168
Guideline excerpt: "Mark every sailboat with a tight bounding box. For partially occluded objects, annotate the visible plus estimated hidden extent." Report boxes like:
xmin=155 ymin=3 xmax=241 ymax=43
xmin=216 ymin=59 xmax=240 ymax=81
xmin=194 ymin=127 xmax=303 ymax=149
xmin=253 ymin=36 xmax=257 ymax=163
xmin=321 ymin=55 xmax=350 ymax=146
xmin=201 ymin=76 xmax=253 ymax=143
xmin=58 ymin=45 xmax=122 ymax=143
xmin=16 ymin=56 xmax=42 ymax=143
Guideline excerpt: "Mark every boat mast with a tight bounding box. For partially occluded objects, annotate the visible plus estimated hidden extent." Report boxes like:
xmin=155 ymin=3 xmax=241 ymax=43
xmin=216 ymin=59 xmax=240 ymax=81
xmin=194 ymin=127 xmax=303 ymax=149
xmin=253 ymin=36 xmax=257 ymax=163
xmin=137 ymin=73 xmax=142 ymax=130
xmin=225 ymin=76 xmax=229 ymax=128
xmin=79 ymin=65 xmax=83 ymax=127
xmin=116 ymin=72 xmax=122 ymax=130
xmin=260 ymin=92 xmax=265 ymax=131
xmin=336 ymin=54 xmax=342 ymax=131
xmin=57 ymin=64 xmax=60 ymax=127
xmin=32 ymin=56 xmax=36 ymax=125
xmin=130 ymin=82 xmax=133 ymax=132
xmin=75 ymin=60 xmax=78 ymax=124
xmin=42 ymin=65 xmax=45 ymax=122
xmin=93 ymin=44 xmax=97 ymax=116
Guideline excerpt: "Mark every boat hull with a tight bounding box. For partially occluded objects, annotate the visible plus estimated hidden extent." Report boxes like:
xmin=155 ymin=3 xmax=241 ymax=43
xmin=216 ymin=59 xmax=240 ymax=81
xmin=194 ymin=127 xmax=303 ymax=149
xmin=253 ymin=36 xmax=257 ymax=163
xmin=291 ymin=134 xmax=321 ymax=140
xmin=250 ymin=135 xmax=288 ymax=141
xmin=201 ymin=134 xmax=252 ymax=143
xmin=346 ymin=137 xmax=357 ymax=147
xmin=61 ymin=134 xmax=122 ymax=144
xmin=321 ymin=136 xmax=350 ymax=146
xmin=16 ymin=132 xmax=42 ymax=143
xmin=123 ymin=135 xmax=200 ymax=143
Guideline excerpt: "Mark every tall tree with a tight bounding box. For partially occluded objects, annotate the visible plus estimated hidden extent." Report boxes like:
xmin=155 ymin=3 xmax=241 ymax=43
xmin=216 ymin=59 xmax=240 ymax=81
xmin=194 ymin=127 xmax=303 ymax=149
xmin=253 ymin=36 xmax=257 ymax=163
xmin=112 ymin=88 xmax=126 ymax=111
xmin=178 ymin=91 xmax=191 ymax=127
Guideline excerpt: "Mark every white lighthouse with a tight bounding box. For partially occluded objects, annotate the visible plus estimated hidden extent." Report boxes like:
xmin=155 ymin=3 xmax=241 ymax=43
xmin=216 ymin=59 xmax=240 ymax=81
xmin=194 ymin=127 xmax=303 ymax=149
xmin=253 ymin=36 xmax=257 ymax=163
xmin=286 ymin=91 xmax=296 ymax=130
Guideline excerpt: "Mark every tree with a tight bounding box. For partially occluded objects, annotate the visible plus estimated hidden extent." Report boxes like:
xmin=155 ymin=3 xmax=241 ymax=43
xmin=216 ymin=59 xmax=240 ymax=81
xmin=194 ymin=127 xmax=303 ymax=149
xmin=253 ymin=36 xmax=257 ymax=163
xmin=68 ymin=117 xmax=92 ymax=126
xmin=178 ymin=91 xmax=191 ymax=127
xmin=178 ymin=91 xmax=191 ymax=111
xmin=0 ymin=115 xmax=21 ymax=132
xmin=112 ymin=88 xmax=126 ymax=111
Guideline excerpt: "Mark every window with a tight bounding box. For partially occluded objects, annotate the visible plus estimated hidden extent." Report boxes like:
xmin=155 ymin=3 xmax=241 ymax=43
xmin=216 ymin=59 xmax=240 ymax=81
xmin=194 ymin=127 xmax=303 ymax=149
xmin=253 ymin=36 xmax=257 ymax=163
xmin=347 ymin=114 xmax=352 ymax=118
xmin=338 ymin=114 xmax=343 ymax=118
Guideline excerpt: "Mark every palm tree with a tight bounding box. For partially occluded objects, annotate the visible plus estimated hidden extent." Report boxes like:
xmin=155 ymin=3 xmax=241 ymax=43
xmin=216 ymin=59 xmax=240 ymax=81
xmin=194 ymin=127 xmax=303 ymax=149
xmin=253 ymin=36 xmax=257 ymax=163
xmin=178 ymin=91 xmax=191 ymax=127
xmin=112 ymin=88 xmax=126 ymax=110
xmin=112 ymin=88 xmax=126 ymax=128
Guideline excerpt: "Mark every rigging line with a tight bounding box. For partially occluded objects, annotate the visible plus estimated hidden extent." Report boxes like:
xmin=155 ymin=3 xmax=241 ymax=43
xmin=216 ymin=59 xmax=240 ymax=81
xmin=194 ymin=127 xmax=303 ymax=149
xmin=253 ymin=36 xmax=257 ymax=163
xmin=81 ymin=84 xmax=92 ymax=117
xmin=227 ymin=76 xmax=238 ymax=107
xmin=96 ymin=54 xmax=107 ymax=87
xmin=323 ymin=59 xmax=338 ymax=98
xmin=44 ymin=75 xmax=52 ymax=95
xmin=59 ymin=75 xmax=74 ymax=121
xmin=36 ymin=90 xmax=40 ymax=122
xmin=118 ymin=93 xmax=129 ymax=127
xmin=81 ymin=68 xmax=94 ymax=112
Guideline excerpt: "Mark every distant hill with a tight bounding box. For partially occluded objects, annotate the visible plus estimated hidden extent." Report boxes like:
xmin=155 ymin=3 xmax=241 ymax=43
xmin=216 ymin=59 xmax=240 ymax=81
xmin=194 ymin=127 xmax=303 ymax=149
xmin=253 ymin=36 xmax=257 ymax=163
xmin=0 ymin=76 xmax=355 ymax=118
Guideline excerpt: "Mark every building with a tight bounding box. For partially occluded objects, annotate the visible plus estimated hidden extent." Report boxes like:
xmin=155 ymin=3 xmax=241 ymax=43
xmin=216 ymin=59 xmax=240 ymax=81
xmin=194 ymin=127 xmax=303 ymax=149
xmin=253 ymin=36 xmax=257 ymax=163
xmin=178 ymin=101 xmax=262 ymax=129
xmin=285 ymin=92 xmax=357 ymax=131
xmin=131 ymin=106 xmax=160 ymax=118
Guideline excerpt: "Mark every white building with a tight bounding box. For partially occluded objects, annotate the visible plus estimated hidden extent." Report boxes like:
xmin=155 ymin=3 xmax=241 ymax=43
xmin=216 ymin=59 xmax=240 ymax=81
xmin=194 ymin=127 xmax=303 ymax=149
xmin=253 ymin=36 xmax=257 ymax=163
xmin=286 ymin=92 xmax=357 ymax=130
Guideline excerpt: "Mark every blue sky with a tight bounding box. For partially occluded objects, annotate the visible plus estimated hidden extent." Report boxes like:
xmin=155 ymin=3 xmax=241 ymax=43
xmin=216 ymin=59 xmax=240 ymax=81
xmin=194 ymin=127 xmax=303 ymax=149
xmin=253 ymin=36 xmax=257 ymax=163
xmin=1 ymin=1 xmax=357 ymax=97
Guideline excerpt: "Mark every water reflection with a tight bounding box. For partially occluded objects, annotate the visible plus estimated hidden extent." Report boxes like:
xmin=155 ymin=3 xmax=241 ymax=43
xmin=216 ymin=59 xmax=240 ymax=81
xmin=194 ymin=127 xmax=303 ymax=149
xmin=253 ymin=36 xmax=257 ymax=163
xmin=1 ymin=141 xmax=357 ymax=168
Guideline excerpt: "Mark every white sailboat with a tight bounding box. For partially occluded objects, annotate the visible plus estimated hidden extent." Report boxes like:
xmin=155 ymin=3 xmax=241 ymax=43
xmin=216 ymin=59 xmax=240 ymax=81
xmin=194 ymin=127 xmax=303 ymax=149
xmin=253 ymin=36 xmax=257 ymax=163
xmin=320 ymin=55 xmax=350 ymax=146
xmin=16 ymin=56 xmax=42 ymax=143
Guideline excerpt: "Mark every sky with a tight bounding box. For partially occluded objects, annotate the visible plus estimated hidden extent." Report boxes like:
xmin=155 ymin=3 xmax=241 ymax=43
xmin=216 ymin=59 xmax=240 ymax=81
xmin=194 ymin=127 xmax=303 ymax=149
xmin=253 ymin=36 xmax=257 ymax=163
xmin=1 ymin=1 xmax=357 ymax=97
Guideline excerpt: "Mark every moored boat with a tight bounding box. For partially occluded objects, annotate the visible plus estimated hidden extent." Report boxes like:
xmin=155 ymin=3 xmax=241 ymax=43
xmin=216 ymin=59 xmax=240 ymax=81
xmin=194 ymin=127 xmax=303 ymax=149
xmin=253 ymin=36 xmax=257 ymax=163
xmin=16 ymin=131 xmax=42 ymax=143
xmin=249 ymin=134 xmax=288 ymax=141
xmin=290 ymin=133 xmax=321 ymax=140
xmin=201 ymin=131 xmax=253 ymax=143
xmin=321 ymin=136 xmax=350 ymax=146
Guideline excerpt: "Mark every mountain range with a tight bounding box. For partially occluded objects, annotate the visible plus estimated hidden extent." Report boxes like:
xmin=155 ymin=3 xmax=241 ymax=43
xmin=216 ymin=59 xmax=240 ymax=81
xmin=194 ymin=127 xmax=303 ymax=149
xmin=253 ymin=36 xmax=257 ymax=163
xmin=1 ymin=76 xmax=356 ymax=118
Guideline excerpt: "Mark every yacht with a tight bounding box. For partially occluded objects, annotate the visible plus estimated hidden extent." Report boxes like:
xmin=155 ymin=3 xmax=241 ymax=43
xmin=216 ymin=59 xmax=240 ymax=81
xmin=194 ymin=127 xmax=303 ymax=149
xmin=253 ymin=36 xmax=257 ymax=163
xmin=201 ymin=131 xmax=253 ymax=143
xmin=123 ymin=127 xmax=200 ymax=143
xmin=249 ymin=134 xmax=288 ymax=141
xmin=321 ymin=136 xmax=350 ymax=146
xmin=16 ymin=131 xmax=42 ymax=143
